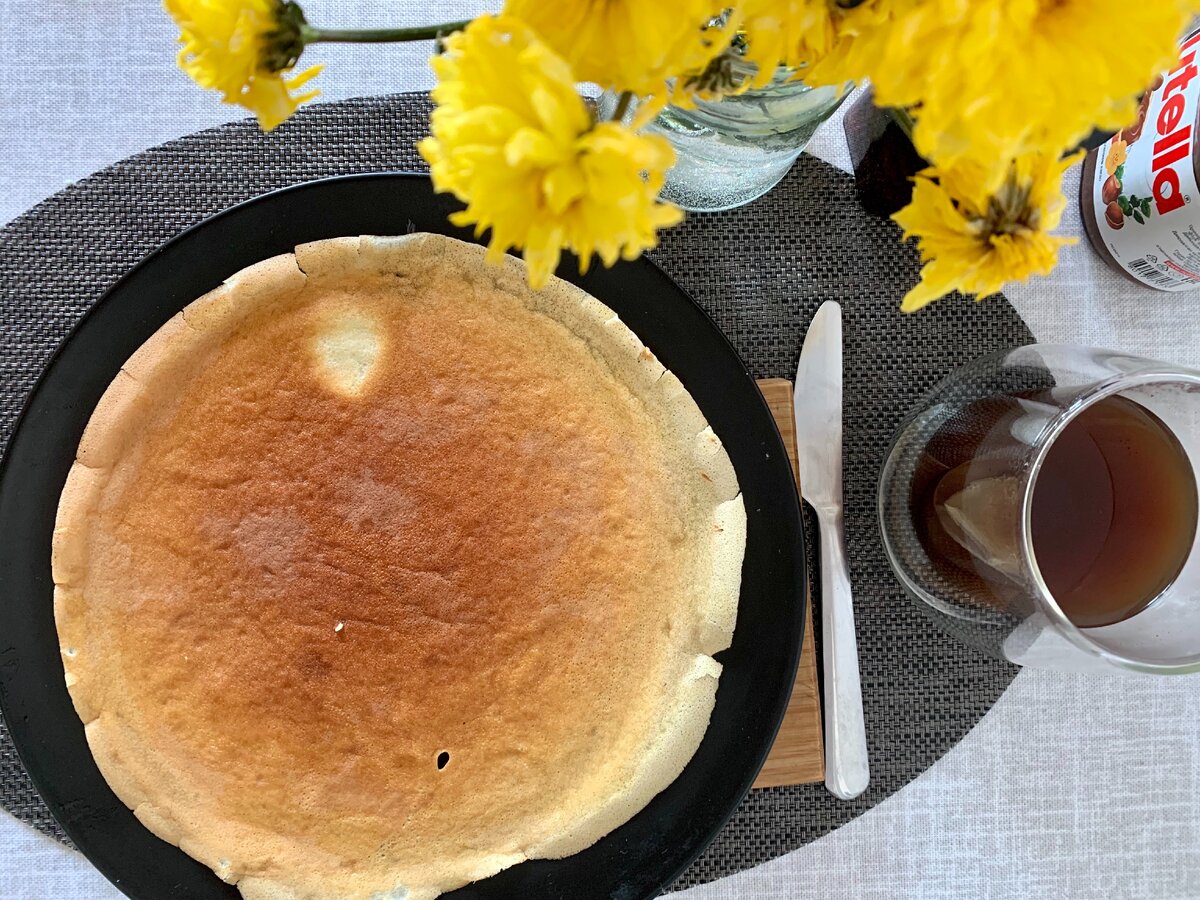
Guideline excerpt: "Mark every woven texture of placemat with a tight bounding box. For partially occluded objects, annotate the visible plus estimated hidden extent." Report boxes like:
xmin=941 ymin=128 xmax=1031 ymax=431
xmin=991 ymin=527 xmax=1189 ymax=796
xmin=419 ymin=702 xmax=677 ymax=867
xmin=0 ymin=93 xmax=1025 ymax=890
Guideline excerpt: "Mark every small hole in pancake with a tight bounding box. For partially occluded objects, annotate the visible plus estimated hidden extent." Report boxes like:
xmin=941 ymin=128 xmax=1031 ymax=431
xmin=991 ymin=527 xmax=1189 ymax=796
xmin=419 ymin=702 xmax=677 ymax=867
xmin=64 ymin=647 xmax=77 ymax=658
xmin=437 ymin=751 xmax=450 ymax=770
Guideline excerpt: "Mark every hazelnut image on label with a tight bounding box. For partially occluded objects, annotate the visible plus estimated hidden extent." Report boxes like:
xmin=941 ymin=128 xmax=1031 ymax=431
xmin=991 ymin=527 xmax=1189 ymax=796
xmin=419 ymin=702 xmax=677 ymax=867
xmin=1105 ymin=200 xmax=1125 ymax=229
xmin=1102 ymin=175 xmax=1121 ymax=204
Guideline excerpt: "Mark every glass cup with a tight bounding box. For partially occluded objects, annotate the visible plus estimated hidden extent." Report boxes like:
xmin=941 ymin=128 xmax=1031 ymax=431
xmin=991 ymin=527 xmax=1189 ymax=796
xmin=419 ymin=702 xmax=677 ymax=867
xmin=600 ymin=67 xmax=850 ymax=212
xmin=878 ymin=345 xmax=1200 ymax=674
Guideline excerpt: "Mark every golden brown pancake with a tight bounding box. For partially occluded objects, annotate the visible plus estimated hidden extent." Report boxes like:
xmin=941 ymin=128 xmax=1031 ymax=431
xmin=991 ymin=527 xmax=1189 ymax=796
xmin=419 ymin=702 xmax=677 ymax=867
xmin=52 ymin=234 xmax=746 ymax=899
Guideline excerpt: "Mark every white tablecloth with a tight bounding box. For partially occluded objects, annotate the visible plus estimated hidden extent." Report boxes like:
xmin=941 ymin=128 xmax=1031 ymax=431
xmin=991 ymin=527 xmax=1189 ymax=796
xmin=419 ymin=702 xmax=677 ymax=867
xmin=2 ymin=3 xmax=1198 ymax=898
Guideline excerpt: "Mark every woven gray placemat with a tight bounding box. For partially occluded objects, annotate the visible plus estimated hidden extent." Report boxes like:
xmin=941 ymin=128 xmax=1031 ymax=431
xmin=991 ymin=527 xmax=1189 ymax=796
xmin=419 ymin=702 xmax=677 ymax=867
xmin=0 ymin=93 xmax=1025 ymax=890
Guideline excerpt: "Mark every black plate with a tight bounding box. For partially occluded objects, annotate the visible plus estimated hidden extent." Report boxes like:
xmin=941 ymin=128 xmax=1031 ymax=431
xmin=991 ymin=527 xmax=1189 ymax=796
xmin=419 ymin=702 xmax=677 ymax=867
xmin=0 ymin=174 xmax=805 ymax=899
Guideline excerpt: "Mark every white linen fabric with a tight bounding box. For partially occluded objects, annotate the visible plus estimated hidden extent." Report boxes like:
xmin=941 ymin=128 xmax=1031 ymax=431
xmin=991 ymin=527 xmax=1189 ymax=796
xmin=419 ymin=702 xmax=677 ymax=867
xmin=1 ymin=3 xmax=1197 ymax=898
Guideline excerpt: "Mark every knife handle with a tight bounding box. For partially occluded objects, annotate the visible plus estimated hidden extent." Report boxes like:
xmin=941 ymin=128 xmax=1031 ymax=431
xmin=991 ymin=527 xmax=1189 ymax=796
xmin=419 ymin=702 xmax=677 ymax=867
xmin=817 ymin=506 xmax=870 ymax=800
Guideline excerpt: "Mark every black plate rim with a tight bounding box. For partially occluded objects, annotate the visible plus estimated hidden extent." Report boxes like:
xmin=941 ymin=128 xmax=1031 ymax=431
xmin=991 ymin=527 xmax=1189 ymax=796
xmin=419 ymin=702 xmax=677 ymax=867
xmin=0 ymin=172 xmax=806 ymax=899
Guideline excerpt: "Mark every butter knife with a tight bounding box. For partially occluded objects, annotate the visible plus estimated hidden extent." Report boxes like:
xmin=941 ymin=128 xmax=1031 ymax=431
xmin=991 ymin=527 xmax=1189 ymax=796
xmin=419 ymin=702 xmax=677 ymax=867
xmin=793 ymin=301 xmax=869 ymax=801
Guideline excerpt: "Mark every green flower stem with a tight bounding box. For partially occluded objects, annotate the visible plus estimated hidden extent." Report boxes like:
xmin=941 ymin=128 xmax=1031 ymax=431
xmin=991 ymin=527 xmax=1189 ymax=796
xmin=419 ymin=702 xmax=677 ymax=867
xmin=300 ymin=20 xmax=470 ymax=44
xmin=611 ymin=91 xmax=635 ymax=122
xmin=891 ymin=105 xmax=917 ymax=140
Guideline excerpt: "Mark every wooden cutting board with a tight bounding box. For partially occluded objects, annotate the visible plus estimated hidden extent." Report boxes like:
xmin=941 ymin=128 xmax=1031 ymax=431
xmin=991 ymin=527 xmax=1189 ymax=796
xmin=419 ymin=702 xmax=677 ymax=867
xmin=752 ymin=378 xmax=825 ymax=788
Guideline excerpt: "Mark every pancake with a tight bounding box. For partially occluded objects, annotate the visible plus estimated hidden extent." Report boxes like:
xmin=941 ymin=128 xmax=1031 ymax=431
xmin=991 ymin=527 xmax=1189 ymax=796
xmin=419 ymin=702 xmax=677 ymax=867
xmin=52 ymin=234 xmax=746 ymax=899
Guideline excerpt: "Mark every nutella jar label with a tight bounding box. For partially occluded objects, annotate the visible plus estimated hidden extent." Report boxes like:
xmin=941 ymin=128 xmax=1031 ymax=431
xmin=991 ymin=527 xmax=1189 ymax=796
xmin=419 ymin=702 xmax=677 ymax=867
xmin=1089 ymin=31 xmax=1200 ymax=291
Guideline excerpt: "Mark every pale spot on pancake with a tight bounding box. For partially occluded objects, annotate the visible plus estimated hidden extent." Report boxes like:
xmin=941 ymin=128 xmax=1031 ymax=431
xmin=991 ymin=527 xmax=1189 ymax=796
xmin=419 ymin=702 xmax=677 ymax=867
xmin=230 ymin=508 xmax=308 ymax=577
xmin=336 ymin=469 xmax=418 ymax=532
xmin=313 ymin=310 xmax=383 ymax=397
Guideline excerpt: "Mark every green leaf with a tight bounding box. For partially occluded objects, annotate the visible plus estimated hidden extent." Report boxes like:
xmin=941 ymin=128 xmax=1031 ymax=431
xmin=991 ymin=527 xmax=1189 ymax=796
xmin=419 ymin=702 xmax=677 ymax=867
xmin=1140 ymin=198 xmax=1152 ymax=216
xmin=1119 ymin=198 xmax=1133 ymax=214
xmin=1115 ymin=164 xmax=1125 ymax=180
xmin=1133 ymin=210 xmax=1146 ymax=224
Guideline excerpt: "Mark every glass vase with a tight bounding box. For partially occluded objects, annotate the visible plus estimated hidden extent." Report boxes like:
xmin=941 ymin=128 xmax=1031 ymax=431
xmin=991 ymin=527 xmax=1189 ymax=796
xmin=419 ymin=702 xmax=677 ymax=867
xmin=601 ymin=68 xmax=850 ymax=213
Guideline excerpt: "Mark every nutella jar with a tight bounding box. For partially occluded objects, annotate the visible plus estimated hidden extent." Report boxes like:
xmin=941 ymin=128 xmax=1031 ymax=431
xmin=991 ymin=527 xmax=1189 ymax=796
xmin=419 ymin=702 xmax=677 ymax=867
xmin=1082 ymin=30 xmax=1200 ymax=291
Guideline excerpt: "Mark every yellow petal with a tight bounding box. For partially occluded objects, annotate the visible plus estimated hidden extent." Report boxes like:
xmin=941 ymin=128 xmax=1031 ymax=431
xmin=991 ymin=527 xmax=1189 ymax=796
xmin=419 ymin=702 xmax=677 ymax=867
xmin=504 ymin=0 xmax=729 ymax=94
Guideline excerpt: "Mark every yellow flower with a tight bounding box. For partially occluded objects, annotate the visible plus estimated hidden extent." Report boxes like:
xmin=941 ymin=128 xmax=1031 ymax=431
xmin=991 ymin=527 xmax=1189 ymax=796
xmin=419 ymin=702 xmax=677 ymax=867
xmin=892 ymin=152 xmax=1080 ymax=312
xmin=165 ymin=0 xmax=322 ymax=130
xmin=419 ymin=15 xmax=682 ymax=290
xmin=1013 ymin=0 xmax=1191 ymax=158
xmin=806 ymin=0 xmax=1191 ymax=183
xmin=1105 ymin=138 xmax=1129 ymax=177
xmin=503 ymin=0 xmax=730 ymax=96
xmin=736 ymin=0 xmax=886 ymax=88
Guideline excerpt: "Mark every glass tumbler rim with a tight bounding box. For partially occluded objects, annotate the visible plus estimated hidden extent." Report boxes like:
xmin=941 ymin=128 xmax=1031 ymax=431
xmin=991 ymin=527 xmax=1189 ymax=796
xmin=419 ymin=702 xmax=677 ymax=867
xmin=1019 ymin=368 xmax=1200 ymax=675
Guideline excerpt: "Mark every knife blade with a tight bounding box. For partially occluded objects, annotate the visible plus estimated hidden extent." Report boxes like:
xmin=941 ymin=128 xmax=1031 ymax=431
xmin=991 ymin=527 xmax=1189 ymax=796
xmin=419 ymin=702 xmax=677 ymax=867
xmin=793 ymin=300 xmax=869 ymax=801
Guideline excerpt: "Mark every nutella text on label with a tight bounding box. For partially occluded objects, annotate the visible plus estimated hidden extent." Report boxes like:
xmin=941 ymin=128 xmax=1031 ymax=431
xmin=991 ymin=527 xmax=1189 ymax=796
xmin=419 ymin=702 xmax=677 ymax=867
xmin=1084 ymin=30 xmax=1200 ymax=292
